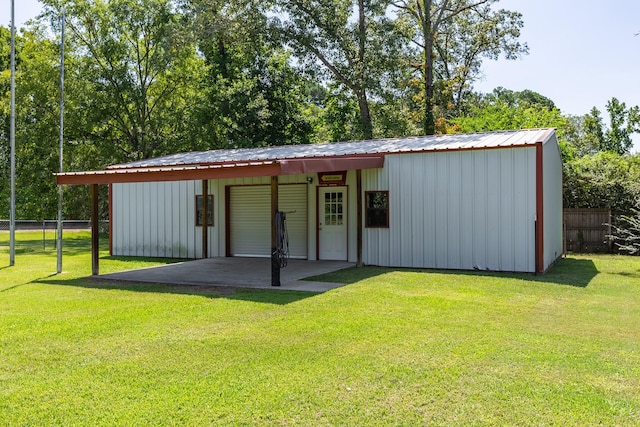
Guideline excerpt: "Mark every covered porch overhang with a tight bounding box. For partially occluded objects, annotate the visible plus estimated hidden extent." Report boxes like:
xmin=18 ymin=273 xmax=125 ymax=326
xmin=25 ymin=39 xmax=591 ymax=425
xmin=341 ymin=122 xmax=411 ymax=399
xmin=55 ymin=155 xmax=385 ymax=185
xmin=56 ymin=154 xmax=384 ymax=284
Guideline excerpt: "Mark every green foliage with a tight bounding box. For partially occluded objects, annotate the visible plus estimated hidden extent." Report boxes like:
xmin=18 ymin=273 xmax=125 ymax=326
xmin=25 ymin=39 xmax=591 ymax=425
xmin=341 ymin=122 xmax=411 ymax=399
xmin=563 ymin=151 xmax=640 ymax=211
xmin=603 ymin=98 xmax=640 ymax=154
xmin=395 ymin=0 xmax=528 ymax=134
xmin=432 ymin=5 xmax=529 ymax=113
xmin=42 ymin=0 xmax=206 ymax=163
xmin=321 ymin=88 xmax=362 ymax=142
xmin=452 ymin=88 xmax=568 ymax=134
xmin=573 ymin=99 xmax=640 ymax=156
xmin=187 ymin=0 xmax=315 ymax=148
xmin=0 ymin=27 xmax=64 ymax=220
xmin=276 ymin=0 xmax=409 ymax=140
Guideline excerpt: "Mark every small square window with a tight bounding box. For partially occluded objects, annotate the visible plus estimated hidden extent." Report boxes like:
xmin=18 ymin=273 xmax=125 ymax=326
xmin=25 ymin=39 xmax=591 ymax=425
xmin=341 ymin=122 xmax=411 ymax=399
xmin=365 ymin=191 xmax=389 ymax=228
xmin=196 ymin=195 xmax=214 ymax=226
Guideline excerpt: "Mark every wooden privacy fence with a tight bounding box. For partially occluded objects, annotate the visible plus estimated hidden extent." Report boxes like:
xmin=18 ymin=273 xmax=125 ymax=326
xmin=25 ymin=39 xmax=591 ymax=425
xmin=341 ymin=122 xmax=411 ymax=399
xmin=563 ymin=208 xmax=617 ymax=253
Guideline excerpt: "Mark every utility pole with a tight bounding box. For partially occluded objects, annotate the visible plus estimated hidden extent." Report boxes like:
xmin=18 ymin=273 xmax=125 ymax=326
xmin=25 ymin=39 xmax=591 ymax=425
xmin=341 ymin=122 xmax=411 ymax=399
xmin=9 ymin=0 xmax=16 ymax=266
xmin=57 ymin=11 xmax=65 ymax=274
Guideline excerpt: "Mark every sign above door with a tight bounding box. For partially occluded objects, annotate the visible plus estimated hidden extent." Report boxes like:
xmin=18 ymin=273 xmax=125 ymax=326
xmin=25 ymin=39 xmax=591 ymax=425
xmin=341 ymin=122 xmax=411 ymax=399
xmin=318 ymin=171 xmax=347 ymax=186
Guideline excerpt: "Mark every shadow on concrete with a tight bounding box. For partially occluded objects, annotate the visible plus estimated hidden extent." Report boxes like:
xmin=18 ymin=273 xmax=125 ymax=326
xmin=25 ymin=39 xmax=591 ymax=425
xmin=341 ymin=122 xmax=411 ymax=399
xmin=34 ymin=276 xmax=318 ymax=306
xmin=308 ymin=257 xmax=599 ymax=288
xmin=104 ymin=255 xmax=191 ymax=264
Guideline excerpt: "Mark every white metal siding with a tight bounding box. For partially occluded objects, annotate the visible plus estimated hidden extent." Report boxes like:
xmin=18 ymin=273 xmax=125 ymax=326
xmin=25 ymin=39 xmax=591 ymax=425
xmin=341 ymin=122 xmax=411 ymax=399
xmin=229 ymin=185 xmax=308 ymax=258
xmin=543 ymin=136 xmax=563 ymax=269
xmin=363 ymin=147 xmax=537 ymax=272
xmin=112 ymin=181 xmax=214 ymax=258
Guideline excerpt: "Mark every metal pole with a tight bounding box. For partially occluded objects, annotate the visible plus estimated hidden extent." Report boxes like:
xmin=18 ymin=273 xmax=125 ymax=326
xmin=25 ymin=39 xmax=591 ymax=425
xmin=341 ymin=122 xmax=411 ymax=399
xmin=271 ymin=176 xmax=280 ymax=286
xmin=56 ymin=12 xmax=65 ymax=274
xmin=91 ymin=184 xmax=99 ymax=276
xmin=9 ymin=0 xmax=16 ymax=266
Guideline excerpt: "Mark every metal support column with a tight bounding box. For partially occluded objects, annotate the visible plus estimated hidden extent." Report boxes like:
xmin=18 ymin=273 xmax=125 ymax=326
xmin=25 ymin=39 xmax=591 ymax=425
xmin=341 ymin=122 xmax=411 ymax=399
xmin=91 ymin=184 xmax=99 ymax=276
xmin=202 ymin=179 xmax=208 ymax=259
xmin=356 ymin=169 xmax=363 ymax=267
xmin=271 ymin=175 xmax=280 ymax=286
xmin=9 ymin=0 xmax=16 ymax=266
xmin=56 ymin=11 xmax=65 ymax=274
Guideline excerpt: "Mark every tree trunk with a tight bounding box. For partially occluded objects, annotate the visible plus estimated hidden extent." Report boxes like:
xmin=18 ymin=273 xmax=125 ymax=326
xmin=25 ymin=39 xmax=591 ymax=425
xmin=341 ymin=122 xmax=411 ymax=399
xmin=422 ymin=0 xmax=435 ymax=135
xmin=357 ymin=0 xmax=373 ymax=140
xmin=356 ymin=90 xmax=374 ymax=140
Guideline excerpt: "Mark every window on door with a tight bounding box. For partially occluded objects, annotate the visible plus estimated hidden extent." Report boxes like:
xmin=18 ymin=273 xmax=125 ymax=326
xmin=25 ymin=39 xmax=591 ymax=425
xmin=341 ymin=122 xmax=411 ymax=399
xmin=323 ymin=191 xmax=344 ymax=225
xmin=365 ymin=191 xmax=389 ymax=228
xmin=195 ymin=195 xmax=214 ymax=226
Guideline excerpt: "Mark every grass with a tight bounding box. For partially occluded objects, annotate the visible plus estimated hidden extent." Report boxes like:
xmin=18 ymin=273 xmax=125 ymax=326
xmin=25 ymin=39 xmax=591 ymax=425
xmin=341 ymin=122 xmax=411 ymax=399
xmin=1 ymin=232 xmax=639 ymax=425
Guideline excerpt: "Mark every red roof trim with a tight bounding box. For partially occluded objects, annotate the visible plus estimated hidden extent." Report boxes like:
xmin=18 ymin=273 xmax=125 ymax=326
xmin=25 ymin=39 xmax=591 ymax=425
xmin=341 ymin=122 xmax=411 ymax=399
xmin=57 ymin=162 xmax=282 ymax=185
xmin=280 ymin=156 xmax=384 ymax=174
xmin=56 ymin=156 xmax=385 ymax=185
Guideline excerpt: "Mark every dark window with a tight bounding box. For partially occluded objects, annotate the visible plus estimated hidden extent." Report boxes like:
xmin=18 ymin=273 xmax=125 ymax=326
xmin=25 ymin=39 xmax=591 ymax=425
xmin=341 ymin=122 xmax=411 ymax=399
xmin=196 ymin=195 xmax=214 ymax=226
xmin=365 ymin=191 xmax=389 ymax=228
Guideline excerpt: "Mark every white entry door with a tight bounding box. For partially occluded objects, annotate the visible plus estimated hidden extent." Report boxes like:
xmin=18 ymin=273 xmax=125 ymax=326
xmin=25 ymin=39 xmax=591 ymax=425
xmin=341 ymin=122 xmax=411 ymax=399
xmin=318 ymin=187 xmax=347 ymax=260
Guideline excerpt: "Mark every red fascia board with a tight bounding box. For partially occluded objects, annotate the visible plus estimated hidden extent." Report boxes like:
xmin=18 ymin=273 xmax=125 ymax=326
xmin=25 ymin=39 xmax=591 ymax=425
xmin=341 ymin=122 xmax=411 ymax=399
xmin=279 ymin=156 xmax=384 ymax=175
xmin=57 ymin=162 xmax=282 ymax=185
xmin=56 ymin=156 xmax=386 ymax=185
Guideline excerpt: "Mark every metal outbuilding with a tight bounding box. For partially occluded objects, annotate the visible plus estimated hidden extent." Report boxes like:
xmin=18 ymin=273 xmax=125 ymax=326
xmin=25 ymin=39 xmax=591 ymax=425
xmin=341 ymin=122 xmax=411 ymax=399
xmin=57 ymin=129 xmax=563 ymax=276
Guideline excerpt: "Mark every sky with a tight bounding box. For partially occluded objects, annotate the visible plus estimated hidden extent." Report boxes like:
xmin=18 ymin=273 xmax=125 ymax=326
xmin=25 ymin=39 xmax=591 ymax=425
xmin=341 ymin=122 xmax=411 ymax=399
xmin=3 ymin=0 xmax=640 ymax=150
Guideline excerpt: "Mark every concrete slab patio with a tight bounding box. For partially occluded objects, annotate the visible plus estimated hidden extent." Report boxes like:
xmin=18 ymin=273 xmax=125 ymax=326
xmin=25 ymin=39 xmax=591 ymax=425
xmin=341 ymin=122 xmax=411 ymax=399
xmin=98 ymin=257 xmax=355 ymax=292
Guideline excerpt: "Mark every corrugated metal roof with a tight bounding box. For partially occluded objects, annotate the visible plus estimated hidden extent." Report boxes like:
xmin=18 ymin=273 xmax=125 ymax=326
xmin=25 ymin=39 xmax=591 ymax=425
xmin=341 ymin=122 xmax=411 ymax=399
xmin=109 ymin=129 xmax=555 ymax=169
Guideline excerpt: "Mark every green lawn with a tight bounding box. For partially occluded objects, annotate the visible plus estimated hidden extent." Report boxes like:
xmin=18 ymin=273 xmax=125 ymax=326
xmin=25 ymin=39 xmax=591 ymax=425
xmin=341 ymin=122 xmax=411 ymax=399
xmin=1 ymin=232 xmax=639 ymax=426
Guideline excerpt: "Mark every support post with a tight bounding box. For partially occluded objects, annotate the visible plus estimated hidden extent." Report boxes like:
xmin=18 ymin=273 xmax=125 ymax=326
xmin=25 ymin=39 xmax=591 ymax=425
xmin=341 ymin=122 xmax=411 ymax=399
xmin=91 ymin=184 xmax=99 ymax=276
xmin=9 ymin=0 xmax=16 ymax=266
xmin=56 ymin=11 xmax=65 ymax=274
xmin=271 ymin=175 xmax=280 ymax=286
xmin=356 ymin=169 xmax=363 ymax=267
xmin=202 ymin=179 xmax=208 ymax=259
xmin=535 ymin=142 xmax=544 ymax=274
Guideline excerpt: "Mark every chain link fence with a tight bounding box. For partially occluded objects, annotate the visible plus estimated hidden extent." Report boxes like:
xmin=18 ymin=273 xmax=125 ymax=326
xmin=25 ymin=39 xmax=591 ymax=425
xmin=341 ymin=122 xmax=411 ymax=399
xmin=0 ymin=220 xmax=108 ymax=252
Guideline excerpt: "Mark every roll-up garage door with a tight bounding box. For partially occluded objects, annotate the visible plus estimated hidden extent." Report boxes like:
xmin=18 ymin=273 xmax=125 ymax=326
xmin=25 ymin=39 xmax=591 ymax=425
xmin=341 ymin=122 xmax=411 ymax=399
xmin=229 ymin=185 xmax=308 ymax=258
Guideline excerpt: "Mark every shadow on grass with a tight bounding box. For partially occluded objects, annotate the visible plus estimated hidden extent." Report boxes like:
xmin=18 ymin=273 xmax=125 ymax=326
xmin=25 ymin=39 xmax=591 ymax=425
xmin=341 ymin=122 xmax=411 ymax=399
xmin=1 ymin=272 xmax=59 ymax=293
xmin=612 ymin=271 xmax=640 ymax=279
xmin=307 ymin=257 xmax=599 ymax=288
xmin=34 ymin=276 xmax=317 ymax=306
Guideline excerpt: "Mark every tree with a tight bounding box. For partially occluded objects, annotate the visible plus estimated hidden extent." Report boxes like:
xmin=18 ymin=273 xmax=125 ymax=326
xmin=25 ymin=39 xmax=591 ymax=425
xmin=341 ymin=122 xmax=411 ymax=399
xmin=41 ymin=0 xmax=206 ymax=164
xmin=0 ymin=26 xmax=63 ymax=220
xmin=608 ymin=209 xmax=640 ymax=255
xmin=0 ymin=26 xmax=17 ymax=217
xmin=579 ymin=99 xmax=640 ymax=156
xmin=452 ymin=88 xmax=567 ymax=135
xmin=276 ymin=0 xmax=407 ymax=140
xmin=563 ymin=152 xmax=640 ymax=212
xmin=187 ymin=0 xmax=314 ymax=148
xmin=393 ymin=0 xmax=527 ymax=135
xmin=603 ymin=98 xmax=640 ymax=155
